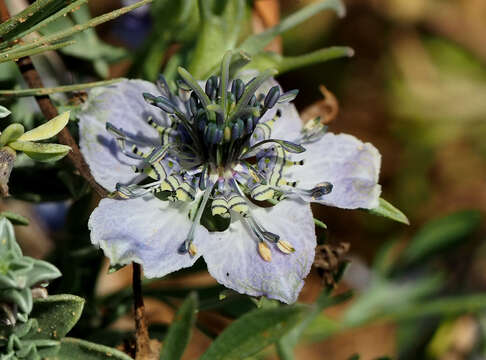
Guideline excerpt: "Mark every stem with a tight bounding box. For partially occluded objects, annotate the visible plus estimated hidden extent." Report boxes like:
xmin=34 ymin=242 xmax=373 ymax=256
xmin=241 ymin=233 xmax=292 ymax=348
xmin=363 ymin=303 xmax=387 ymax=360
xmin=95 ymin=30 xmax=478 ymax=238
xmin=0 ymin=79 xmax=122 ymax=97
xmin=132 ymin=263 xmax=153 ymax=359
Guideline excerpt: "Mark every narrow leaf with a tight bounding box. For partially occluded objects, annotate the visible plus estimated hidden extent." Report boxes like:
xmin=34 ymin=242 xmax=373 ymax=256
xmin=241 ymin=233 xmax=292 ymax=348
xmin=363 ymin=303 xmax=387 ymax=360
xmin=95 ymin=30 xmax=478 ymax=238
xmin=0 ymin=211 xmax=29 ymax=226
xmin=400 ymin=210 xmax=482 ymax=266
xmin=368 ymin=198 xmax=409 ymax=225
xmin=18 ymin=111 xmax=70 ymax=142
xmin=200 ymin=305 xmax=307 ymax=360
xmin=160 ymin=293 xmax=198 ymax=360
xmin=247 ymin=46 xmax=354 ymax=74
xmin=240 ymin=0 xmax=345 ymax=55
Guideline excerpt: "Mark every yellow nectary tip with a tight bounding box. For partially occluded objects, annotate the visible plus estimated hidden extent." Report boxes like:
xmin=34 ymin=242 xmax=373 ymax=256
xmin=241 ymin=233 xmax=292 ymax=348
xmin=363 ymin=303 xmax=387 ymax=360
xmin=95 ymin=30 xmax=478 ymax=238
xmin=277 ymin=240 xmax=295 ymax=254
xmin=258 ymin=242 xmax=272 ymax=262
xmin=224 ymin=126 xmax=231 ymax=142
xmin=189 ymin=243 xmax=197 ymax=257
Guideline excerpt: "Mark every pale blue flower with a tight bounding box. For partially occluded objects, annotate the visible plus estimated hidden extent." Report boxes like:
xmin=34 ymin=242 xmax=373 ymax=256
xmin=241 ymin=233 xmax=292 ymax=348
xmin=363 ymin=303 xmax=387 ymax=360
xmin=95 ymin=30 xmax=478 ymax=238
xmin=78 ymin=67 xmax=381 ymax=303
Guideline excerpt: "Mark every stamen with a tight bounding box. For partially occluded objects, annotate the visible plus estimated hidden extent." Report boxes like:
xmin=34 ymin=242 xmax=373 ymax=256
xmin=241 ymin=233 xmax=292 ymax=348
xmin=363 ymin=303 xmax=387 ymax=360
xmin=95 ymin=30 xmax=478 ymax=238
xmin=276 ymin=240 xmax=295 ymax=254
xmin=258 ymin=241 xmax=272 ymax=262
xmin=263 ymin=86 xmax=280 ymax=110
xmin=178 ymin=185 xmax=214 ymax=255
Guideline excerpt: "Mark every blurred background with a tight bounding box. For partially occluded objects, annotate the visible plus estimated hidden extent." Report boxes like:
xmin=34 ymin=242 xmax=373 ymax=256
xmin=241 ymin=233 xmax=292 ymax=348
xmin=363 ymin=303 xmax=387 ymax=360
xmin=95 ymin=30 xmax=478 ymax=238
xmin=1 ymin=0 xmax=485 ymax=359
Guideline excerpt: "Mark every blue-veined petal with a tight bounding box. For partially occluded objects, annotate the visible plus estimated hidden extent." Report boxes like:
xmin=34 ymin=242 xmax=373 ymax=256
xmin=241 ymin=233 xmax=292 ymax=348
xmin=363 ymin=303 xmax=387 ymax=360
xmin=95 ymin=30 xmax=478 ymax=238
xmin=78 ymin=79 xmax=166 ymax=190
xmin=201 ymin=199 xmax=316 ymax=304
xmin=89 ymin=197 xmax=209 ymax=278
xmin=290 ymin=132 xmax=381 ymax=209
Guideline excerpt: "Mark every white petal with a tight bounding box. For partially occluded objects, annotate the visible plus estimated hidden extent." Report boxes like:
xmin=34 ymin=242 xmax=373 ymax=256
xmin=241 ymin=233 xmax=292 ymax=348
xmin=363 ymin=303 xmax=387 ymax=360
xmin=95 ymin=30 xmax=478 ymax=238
xmin=291 ymin=132 xmax=381 ymax=209
xmin=89 ymin=197 xmax=209 ymax=278
xmin=201 ymin=199 xmax=316 ymax=304
xmin=78 ymin=79 xmax=166 ymax=190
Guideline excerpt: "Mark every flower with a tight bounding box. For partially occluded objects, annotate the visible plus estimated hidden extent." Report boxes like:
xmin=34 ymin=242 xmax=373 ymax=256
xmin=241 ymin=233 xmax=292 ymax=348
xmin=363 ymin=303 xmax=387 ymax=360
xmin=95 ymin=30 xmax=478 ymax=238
xmin=78 ymin=62 xmax=381 ymax=304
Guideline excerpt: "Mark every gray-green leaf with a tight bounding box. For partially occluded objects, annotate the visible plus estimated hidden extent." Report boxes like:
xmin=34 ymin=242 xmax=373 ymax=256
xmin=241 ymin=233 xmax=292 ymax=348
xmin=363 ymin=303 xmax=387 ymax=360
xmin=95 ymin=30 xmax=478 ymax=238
xmin=27 ymin=294 xmax=85 ymax=340
xmin=0 ymin=105 xmax=10 ymax=118
xmin=0 ymin=211 xmax=29 ymax=226
xmin=368 ymin=198 xmax=409 ymax=225
xmin=57 ymin=337 xmax=133 ymax=360
xmin=200 ymin=305 xmax=307 ymax=360
xmin=8 ymin=141 xmax=71 ymax=162
xmin=400 ymin=210 xmax=482 ymax=266
xmin=159 ymin=292 xmax=198 ymax=360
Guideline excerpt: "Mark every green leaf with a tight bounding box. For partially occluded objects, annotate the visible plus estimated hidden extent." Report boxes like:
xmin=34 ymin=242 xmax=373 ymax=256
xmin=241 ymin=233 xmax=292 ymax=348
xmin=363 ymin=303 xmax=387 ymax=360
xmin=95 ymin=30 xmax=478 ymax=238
xmin=8 ymin=141 xmax=71 ymax=162
xmin=0 ymin=211 xmax=29 ymax=226
xmin=188 ymin=0 xmax=247 ymax=78
xmin=18 ymin=111 xmax=70 ymax=142
xmin=25 ymin=259 xmax=61 ymax=287
xmin=0 ymin=105 xmax=10 ymax=118
xmin=200 ymin=305 xmax=307 ymax=360
xmin=239 ymin=0 xmax=345 ymax=55
xmin=57 ymin=337 xmax=133 ymax=360
xmin=0 ymin=217 xmax=22 ymax=257
xmin=343 ymin=275 xmax=442 ymax=327
xmin=28 ymin=294 xmax=85 ymax=340
xmin=368 ymin=198 xmax=410 ymax=225
xmin=400 ymin=210 xmax=482 ymax=266
xmin=1 ymin=287 xmax=33 ymax=315
xmin=0 ymin=123 xmax=25 ymax=147
xmin=277 ymin=290 xmax=352 ymax=360
xmin=159 ymin=292 xmax=198 ymax=360
xmin=245 ymin=46 xmax=354 ymax=74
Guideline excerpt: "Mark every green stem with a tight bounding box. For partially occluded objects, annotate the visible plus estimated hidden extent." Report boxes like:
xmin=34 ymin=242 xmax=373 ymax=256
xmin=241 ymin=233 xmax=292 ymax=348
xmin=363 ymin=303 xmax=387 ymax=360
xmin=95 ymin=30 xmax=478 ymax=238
xmin=0 ymin=79 xmax=121 ymax=97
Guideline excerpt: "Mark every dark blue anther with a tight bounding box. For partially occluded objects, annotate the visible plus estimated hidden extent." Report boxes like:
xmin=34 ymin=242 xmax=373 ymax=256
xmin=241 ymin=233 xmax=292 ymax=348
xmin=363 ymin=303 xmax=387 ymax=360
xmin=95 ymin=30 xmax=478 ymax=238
xmin=264 ymin=86 xmax=280 ymax=110
xmin=205 ymin=76 xmax=219 ymax=100
xmin=245 ymin=116 xmax=254 ymax=133
xmin=189 ymin=96 xmax=198 ymax=116
xmin=215 ymin=127 xmax=224 ymax=144
xmin=204 ymin=122 xmax=219 ymax=144
xmin=231 ymin=119 xmax=244 ymax=141
xmin=178 ymin=241 xmax=188 ymax=254
xmin=153 ymin=96 xmax=177 ymax=114
xmin=311 ymin=182 xmax=333 ymax=198
xmin=231 ymin=79 xmax=245 ymax=102
xmin=142 ymin=92 xmax=157 ymax=105
xmin=249 ymin=94 xmax=257 ymax=106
